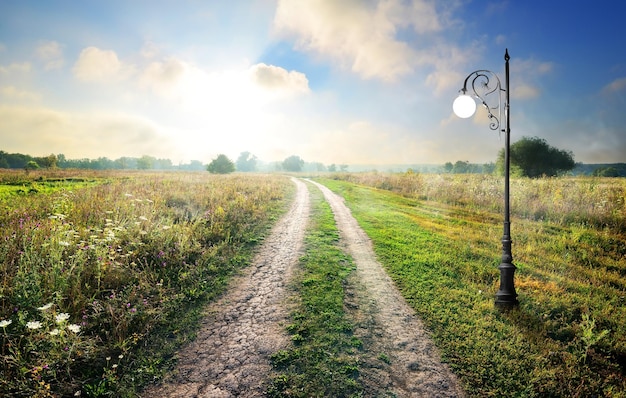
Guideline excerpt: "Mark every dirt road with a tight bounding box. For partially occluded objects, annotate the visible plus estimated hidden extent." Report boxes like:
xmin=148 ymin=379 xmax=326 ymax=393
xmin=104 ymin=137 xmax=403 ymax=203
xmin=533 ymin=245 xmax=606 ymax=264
xmin=144 ymin=178 xmax=464 ymax=397
xmin=309 ymin=179 xmax=464 ymax=397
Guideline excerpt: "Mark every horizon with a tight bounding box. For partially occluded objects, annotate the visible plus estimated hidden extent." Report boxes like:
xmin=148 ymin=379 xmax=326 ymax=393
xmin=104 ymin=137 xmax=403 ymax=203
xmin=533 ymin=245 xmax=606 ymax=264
xmin=2 ymin=1 xmax=626 ymax=165
xmin=5 ymin=149 xmax=624 ymax=173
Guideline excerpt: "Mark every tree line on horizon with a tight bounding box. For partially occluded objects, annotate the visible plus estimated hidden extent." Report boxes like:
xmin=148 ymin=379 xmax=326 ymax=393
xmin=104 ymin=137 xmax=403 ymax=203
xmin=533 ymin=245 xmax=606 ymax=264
xmin=0 ymin=150 xmax=348 ymax=174
xmin=0 ymin=151 xmax=207 ymax=171
xmin=1 ymin=137 xmax=624 ymax=176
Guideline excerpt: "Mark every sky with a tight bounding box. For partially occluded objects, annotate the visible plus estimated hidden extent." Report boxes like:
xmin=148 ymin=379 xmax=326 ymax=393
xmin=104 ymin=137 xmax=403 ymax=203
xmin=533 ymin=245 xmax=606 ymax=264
xmin=1 ymin=0 xmax=626 ymax=166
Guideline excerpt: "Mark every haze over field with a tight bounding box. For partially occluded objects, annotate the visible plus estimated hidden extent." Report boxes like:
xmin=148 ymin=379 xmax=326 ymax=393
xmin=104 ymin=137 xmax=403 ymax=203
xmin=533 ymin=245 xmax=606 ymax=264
xmin=1 ymin=1 xmax=625 ymax=166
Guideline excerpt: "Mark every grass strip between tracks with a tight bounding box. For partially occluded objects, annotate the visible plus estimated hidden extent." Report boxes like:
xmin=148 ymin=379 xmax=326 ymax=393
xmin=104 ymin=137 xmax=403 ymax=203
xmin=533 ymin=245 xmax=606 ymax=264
xmin=268 ymin=182 xmax=362 ymax=397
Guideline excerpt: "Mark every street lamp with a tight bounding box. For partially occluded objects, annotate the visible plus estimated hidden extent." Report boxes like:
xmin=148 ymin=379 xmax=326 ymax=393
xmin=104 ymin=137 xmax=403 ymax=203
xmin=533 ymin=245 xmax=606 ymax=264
xmin=452 ymin=49 xmax=518 ymax=308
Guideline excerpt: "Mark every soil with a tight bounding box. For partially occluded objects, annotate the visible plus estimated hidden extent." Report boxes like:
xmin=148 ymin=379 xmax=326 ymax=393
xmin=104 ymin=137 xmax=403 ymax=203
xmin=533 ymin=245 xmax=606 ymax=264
xmin=142 ymin=178 xmax=465 ymax=397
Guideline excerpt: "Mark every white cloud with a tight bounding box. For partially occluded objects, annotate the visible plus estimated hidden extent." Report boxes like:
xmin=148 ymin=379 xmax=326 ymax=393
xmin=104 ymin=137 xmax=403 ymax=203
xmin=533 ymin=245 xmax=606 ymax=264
xmin=425 ymin=45 xmax=480 ymax=94
xmin=0 ymin=105 xmax=176 ymax=159
xmin=36 ymin=40 xmax=64 ymax=70
xmin=138 ymin=58 xmax=246 ymax=114
xmin=514 ymin=84 xmax=540 ymax=100
xmin=0 ymin=86 xmax=42 ymax=101
xmin=510 ymin=57 xmax=554 ymax=100
xmin=140 ymin=41 xmax=160 ymax=59
xmin=0 ymin=62 xmax=31 ymax=74
xmin=139 ymin=58 xmax=186 ymax=97
xmin=137 ymin=55 xmax=310 ymax=114
xmin=273 ymin=0 xmax=473 ymax=93
xmin=273 ymin=0 xmax=445 ymax=81
xmin=377 ymin=0 xmax=451 ymax=36
xmin=73 ymin=47 xmax=126 ymax=82
xmin=602 ymin=77 xmax=626 ymax=94
xmin=248 ymin=63 xmax=310 ymax=96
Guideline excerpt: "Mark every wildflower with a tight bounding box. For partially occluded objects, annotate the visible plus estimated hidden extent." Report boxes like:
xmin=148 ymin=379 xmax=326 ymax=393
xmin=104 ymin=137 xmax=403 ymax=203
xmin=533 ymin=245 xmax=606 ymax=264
xmin=59 ymin=241 xmax=70 ymax=246
xmin=26 ymin=321 xmax=42 ymax=330
xmin=67 ymin=324 xmax=81 ymax=333
xmin=38 ymin=303 xmax=53 ymax=311
xmin=55 ymin=313 xmax=71 ymax=323
xmin=0 ymin=319 xmax=12 ymax=328
xmin=49 ymin=328 xmax=60 ymax=336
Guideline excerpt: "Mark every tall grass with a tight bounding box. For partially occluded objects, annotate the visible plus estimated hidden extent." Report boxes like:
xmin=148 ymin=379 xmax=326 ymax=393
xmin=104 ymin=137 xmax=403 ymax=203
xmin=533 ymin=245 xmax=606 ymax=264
xmin=0 ymin=171 xmax=291 ymax=397
xmin=333 ymin=172 xmax=626 ymax=231
xmin=319 ymin=175 xmax=626 ymax=397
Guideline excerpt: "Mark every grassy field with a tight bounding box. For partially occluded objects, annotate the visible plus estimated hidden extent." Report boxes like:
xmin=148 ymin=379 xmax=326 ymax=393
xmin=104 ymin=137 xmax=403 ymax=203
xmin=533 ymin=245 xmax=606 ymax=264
xmin=319 ymin=173 xmax=625 ymax=397
xmin=0 ymin=170 xmax=292 ymax=397
xmin=1 ymin=169 xmax=624 ymax=396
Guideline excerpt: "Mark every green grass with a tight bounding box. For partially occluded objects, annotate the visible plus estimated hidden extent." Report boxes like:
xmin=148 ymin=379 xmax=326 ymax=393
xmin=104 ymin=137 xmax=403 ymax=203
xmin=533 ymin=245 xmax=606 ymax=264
xmin=317 ymin=177 xmax=626 ymax=397
xmin=268 ymin=182 xmax=361 ymax=398
xmin=4 ymin=169 xmax=624 ymax=396
xmin=0 ymin=180 xmax=104 ymax=202
xmin=0 ymin=170 xmax=292 ymax=397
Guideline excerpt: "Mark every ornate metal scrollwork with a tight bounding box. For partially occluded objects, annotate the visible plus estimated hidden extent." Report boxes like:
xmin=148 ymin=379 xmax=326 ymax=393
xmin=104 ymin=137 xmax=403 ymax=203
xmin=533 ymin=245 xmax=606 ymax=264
xmin=460 ymin=70 xmax=505 ymax=132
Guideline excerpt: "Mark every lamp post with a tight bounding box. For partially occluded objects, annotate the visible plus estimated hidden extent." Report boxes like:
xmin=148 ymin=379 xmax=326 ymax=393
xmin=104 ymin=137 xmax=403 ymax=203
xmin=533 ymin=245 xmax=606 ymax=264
xmin=452 ymin=49 xmax=518 ymax=308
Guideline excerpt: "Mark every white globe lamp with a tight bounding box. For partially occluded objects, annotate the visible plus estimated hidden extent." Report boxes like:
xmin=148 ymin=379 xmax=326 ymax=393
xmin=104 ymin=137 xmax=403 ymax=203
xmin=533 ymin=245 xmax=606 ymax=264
xmin=453 ymin=94 xmax=477 ymax=118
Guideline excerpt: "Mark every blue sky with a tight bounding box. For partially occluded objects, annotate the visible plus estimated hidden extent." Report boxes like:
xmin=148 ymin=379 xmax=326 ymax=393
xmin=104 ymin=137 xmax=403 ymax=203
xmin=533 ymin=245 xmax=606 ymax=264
xmin=1 ymin=0 xmax=625 ymax=166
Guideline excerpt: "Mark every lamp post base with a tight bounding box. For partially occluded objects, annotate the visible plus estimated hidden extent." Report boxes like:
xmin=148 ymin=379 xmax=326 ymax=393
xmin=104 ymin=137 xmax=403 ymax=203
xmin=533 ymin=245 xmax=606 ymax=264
xmin=495 ymin=261 xmax=518 ymax=309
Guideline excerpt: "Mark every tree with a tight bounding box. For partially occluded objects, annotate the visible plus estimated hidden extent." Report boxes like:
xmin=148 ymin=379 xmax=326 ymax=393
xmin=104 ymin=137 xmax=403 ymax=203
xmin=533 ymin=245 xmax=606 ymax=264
xmin=496 ymin=136 xmax=575 ymax=178
xmin=236 ymin=151 xmax=257 ymax=172
xmin=282 ymin=155 xmax=304 ymax=172
xmin=185 ymin=160 xmax=205 ymax=171
xmin=452 ymin=160 xmax=470 ymax=174
xmin=25 ymin=160 xmax=40 ymax=171
xmin=137 ymin=155 xmax=155 ymax=170
xmin=154 ymin=158 xmax=173 ymax=170
xmin=482 ymin=162 xmax=496 ymax=174
xmin=207 ymin=154 xmax=235 ymax=174
xmin=33 ymin=154 xmax=57 ymax=168
xmin=593 ymin=166 xmax=620 ymax=177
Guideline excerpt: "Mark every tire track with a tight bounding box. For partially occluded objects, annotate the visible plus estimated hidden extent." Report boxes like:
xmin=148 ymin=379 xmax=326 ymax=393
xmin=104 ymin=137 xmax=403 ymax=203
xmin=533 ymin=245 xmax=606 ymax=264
xmin=142 ymin=178 xmax=309 ymax=397
xmin=309 ymin=180 xmax=465 ymax=397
